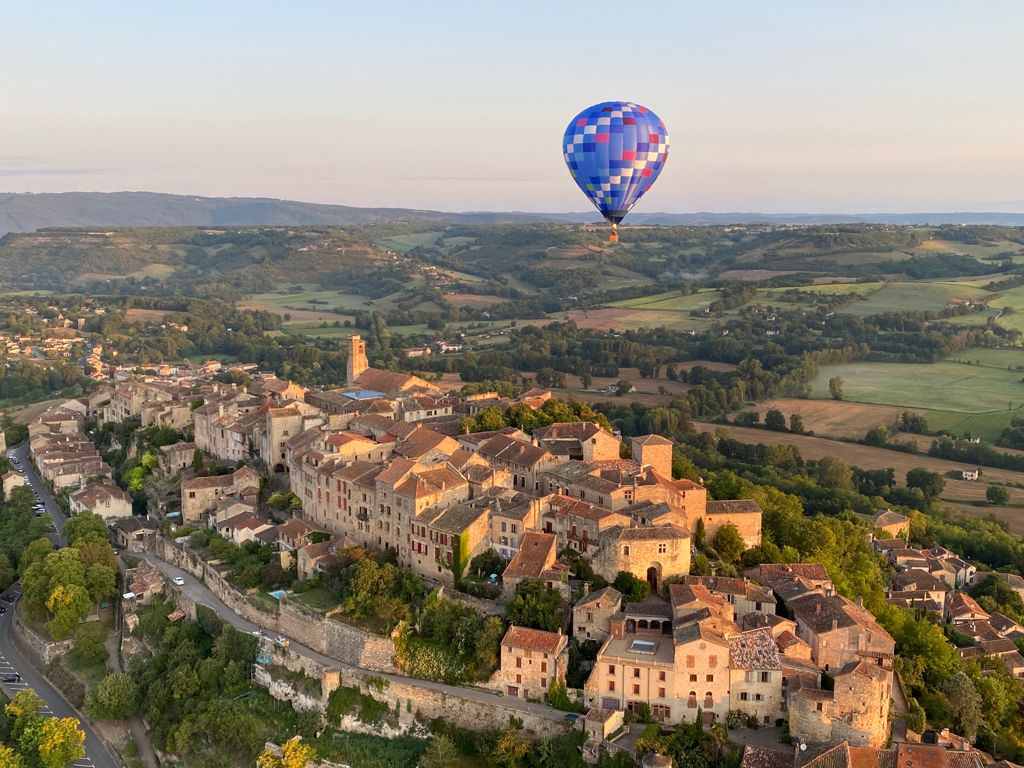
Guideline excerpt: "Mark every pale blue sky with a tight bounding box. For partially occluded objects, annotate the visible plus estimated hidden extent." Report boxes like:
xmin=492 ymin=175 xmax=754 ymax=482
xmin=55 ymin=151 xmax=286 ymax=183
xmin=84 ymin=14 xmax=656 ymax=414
xmin=3 ymin=1 xmax=1023 ymax=212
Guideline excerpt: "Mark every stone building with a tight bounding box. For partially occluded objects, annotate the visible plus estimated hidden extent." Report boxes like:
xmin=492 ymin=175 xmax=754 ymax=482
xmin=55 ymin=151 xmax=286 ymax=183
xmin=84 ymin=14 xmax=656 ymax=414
xmin=70 ymin=481 xmax=133 ymax=520
xmin=788 ymin=660 xmax=892 ymax=748
xmin=573 ymin=586 xmax=623 ymax=644
xmin=494 ymin=625 xmax=568 ymax=701
xmin=501 ymin=530 xmax=568 ymax=599
xmin=180 ymin=465 xmax=260 ymax=523
xmin=728 ymin=627 xmax=784 ymax=725
xmin=787 ymin=593 xmax=895 ymax=674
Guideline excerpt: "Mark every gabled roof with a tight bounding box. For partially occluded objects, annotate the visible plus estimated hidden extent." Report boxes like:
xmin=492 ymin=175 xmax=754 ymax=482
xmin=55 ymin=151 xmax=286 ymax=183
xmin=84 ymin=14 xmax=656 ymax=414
xmin=503 ymin=530 xmax=558 ymax=581
xmin=946 ymin=591 xmax=989 ymax=620
xmin=478 ymin=434 xmax=554 ymax=468
xmin=574 ymin=586 xmax=622 ymax=610
xmin=502 ymin=625 xmax=565 ymax=655
xmin=789 ymin=593 xmax=894 ymax=643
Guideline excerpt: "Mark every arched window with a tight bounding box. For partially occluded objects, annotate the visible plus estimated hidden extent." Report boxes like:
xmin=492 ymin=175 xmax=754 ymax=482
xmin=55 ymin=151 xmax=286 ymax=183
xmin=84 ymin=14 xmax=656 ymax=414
xmin=688 ymin=691 xmax=697 ymax=708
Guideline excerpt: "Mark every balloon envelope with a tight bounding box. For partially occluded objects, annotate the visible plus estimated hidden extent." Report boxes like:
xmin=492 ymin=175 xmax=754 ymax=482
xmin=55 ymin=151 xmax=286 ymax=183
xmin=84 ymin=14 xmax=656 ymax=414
xmin=563 ymin=101 xmax=669 ymax=225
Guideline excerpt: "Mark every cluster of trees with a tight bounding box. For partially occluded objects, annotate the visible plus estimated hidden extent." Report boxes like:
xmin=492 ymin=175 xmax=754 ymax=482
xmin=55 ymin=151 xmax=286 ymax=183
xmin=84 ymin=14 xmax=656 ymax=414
xmin=0 ymin=691 xmax=85 ymax=768
xmin=0 ymin=359 xmax=93 ymax=406
xmin=929 ymin=435 xmax=1024 ymax=473
xmin=420 ymin=718 xmax=635 ymax=768
xmin=186 ymin=529 xmax=293 ymax=591
xmin=20 ymin=514 xmax=116 ymax=640
xmin=459 ymin=398 xmax=612 ymax=435
xmin=124 ymin=603 xmax=315 ymax=764
xmin=0 ymin=487 xmax=52 ymax=592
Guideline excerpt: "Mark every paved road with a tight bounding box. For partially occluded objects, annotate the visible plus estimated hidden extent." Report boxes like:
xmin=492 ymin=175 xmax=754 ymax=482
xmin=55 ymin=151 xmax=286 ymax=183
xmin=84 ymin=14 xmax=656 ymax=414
xmin=140 ymin=553 xmax=567 ymax=723
xmin=11 ymin=441 xmax=67 ymax=544
xmin=0 ymin=587 xmax=119 ymax=768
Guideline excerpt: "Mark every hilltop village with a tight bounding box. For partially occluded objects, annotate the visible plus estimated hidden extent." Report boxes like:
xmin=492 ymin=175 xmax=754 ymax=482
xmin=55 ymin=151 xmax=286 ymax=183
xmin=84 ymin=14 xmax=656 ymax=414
xmin=13 ymin=334 xmax=1024 ymax=767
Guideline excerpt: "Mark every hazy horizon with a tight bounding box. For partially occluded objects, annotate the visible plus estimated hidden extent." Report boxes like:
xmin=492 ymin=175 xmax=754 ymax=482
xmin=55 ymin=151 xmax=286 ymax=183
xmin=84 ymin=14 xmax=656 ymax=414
xmin=4 ymin=1 xmax=1024 ymax=213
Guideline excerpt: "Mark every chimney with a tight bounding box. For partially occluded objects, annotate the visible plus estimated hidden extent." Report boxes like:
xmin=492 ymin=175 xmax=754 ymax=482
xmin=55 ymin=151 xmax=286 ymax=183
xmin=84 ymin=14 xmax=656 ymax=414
xmin=815 ymin=603 xmax=822 ymax=615
xmin=583 ymin=582 xmax=590 ymax=596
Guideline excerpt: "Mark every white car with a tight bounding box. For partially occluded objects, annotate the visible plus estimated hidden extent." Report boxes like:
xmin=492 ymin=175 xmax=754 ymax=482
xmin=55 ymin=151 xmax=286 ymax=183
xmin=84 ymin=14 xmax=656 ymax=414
xmin=172 ymin=576 xmax=185 ymax=586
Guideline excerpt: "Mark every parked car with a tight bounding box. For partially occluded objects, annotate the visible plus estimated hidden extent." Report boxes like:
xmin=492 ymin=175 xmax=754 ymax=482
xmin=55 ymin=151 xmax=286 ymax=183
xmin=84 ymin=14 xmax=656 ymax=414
xmin=172 ymin=576 xmax=185 ymax=586
xmin=2 ymin=675 xmax=19 ymax=683
xmin=0 ymin=606 xmax=7 ymax=615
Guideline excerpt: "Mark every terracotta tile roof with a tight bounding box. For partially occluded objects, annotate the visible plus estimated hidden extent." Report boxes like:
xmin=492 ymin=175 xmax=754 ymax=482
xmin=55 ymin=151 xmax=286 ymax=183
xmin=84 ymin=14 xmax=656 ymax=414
xmin=946 ymin=592 xmax=989 ymax=620
xmin=478 ymin=434 xmax=554 ymax=468
xmin=682 ymin=575 xmax=774 ymax=603
xmin=71 ymin=482 xmax=130 ymax=507
xmin=503 ymin=530 xmax=557 ymax=580
xmin=374 ymin=457 xmax=418 ymax=486
xmin=744 ymin=563 xmax=831 ymax=588
xmin=789 ymin=593 xmax=894 ymax=644
xmin=891 ymin=569 xmax=947 ymax=592
xmin=895 ymin=744 xmax=982 ymax=768
xmin=354 ymin=367 xmax=440 ymax=395
xmin=182 ymin=473 xmax=236 ymax=490
xmin=395 ymin=426 xmax=458 ymax=460
xmin=502 ymin=625 xmax=565 ymax=655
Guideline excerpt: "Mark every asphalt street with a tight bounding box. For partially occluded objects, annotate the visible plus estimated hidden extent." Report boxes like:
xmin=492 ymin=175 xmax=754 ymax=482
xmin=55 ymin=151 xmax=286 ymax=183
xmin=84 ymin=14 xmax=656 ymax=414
xmin=3 ymin=443 xmax=119 ymax=768
xmin=0 ymin=587 xmax=117 ymax=768
xmin=11 ymin=441 xmax=67 ymax=543
xmin=140 ymin=553 xmax=568 ymax=723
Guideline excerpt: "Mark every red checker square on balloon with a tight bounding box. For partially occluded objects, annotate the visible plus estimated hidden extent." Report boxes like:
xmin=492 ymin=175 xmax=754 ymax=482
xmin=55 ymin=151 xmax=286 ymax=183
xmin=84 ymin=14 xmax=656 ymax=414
xmin=623 ymin=117 xmax=636 ymax=125
xmin=649 ymin=134 xmax=659 ymax=143
xmin=621 ymin=150 xmax=636 ymax=161
xmin=577 ymin=118 xmax=588 ymax=126
xmin=642 ymin=168 xmax=653 ymax=177
xmin=595 ymin=133 xmax=610 ymax=143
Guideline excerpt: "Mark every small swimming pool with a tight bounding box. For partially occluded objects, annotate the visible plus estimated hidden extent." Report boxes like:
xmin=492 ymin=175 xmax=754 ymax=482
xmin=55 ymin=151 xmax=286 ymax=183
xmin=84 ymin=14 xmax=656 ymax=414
xmin=268 ymin=590 xmax=286 ymax=600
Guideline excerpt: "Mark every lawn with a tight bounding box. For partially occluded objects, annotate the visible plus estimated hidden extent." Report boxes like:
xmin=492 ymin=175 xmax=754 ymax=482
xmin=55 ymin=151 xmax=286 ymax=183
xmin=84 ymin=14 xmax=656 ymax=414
xmin=811 ymin=360 xmax=1024 ymax=416
xmin=291 ymin=586 xmax=341 ymax=614
xmin=841 ymin=281 xmax=991 ymax=317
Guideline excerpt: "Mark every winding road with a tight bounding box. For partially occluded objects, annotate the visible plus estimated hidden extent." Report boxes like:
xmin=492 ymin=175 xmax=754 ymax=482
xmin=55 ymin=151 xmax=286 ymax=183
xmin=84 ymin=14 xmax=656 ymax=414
xmin=139 ymin=552 xmax=568 ymax=724
xmin=2 ymin=443 xmax=120 ymax=768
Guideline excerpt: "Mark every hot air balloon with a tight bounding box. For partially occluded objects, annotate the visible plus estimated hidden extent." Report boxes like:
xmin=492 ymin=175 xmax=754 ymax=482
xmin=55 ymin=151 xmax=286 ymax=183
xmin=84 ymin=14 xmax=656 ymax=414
xmin=563 ymin=101 xmax=669 ymax=243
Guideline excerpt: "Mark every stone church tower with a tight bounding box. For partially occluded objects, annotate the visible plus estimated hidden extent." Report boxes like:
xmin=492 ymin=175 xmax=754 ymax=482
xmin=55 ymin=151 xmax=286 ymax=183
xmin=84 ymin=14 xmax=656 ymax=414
xmin=347 ymin=335 xmax=368 ymax=385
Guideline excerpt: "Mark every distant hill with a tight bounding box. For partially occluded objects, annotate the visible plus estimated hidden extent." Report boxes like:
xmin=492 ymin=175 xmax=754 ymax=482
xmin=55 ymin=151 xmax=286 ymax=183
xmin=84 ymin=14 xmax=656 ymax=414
xmin=2 ymin=191 xmax=1024 ymax=234
xmin=0 ymin=192 xmax=549 ymax=235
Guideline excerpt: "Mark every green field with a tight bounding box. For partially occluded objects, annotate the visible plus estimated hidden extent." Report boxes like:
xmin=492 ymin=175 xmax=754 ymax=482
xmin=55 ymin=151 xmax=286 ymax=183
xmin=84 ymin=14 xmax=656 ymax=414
xmin=244 ymin=286 xmax=375 ymax=313
xmin=608 ymin=289 xmax=721 ymax=311
xmin=813 ymin=360 xmax=1024 ymax=413
xmin=766 ymin=281 xmax=885 ymax=298
xmin=373 ymin=232 xmax=443 ymax=253
xmin=281 ymin=322 xmax=358 ymax=338
xmin=841 ymin=281 xmax=991 ymax=317
xmin=990 ymin=285 xmax=1024 ymax=333
xmin=811 ymin=358 xmax=1024 ymax=440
